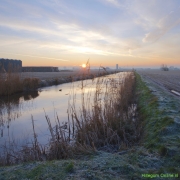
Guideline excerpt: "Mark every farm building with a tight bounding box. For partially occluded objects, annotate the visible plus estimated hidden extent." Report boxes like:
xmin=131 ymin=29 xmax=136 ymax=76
xmin=0 ymin=58 xmax=22 ymax=72
xmin=22 ymin=66 xmax=59 ymax=72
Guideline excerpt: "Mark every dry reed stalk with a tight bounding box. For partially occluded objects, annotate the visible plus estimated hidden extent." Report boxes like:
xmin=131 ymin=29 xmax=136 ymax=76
xmin=0 ymin=67 xmax=40 ymax=96
xmin=31 ymin=115 xmax=38 ymax=148
xmin=0 ymin=72 xmax=23 ymax=96
xmin=44 ymin=109 xmax=55 ymax=142
xmin=68 ymin=71 xmax=139 ymax=151
xmin=0 ymin=70 xmax=138 ymax=166
xmin=31 ymin=115 xmax=42 ymax=161
xmin=22 ymin=78 xmax=39 ymax=91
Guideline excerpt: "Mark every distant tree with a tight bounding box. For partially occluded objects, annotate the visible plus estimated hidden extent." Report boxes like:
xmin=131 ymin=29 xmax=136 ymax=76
xmin=161 ymin=64 xmax=169 ymax=71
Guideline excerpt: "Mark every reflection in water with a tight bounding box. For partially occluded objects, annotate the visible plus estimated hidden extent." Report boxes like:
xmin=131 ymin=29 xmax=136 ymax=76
xmin=0 ymin=73 xmax=128 ymax=145
xmin=0 ymin=91 xmax=39 ymax=136
xmin=0 ymin=91 xmax=39 ymax=104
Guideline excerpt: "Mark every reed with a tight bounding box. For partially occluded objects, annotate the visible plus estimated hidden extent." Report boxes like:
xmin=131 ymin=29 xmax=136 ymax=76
xmin=0 ymin=70 xmax=39 ymax=96
xmin=0 ymin=71 xmax=139 ymax=166
xmin=68 ymin=71 xmax=140 ymax=152
xmin=23 ymin=78 xmax=39 ymax=91
xmin=0 ymin=71 xmax=22 ymax=96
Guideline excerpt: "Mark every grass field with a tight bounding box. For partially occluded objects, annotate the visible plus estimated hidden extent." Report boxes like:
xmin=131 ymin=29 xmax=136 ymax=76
xmin=137 ymin=69 xmax=180 ymax=97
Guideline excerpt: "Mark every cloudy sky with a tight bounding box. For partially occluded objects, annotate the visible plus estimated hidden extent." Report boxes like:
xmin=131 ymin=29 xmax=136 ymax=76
xmin=0 ymin=0 xmax=180 ymax=68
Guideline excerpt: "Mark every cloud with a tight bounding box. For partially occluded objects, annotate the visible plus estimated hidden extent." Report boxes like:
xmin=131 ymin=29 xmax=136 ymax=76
xmin=1 ymin=0 xmax=180 ymax=65
xmin=0 ymin=52 xmax=69 ymax=61
xmin=143 ymin=8 xmax=180 ymax=43
xmin=106 ymin=0 xmax=120 ymax=7
xmin=0 ymin=13 xmax=139 ymax=56
xmin=98 ymin=0 xmax=123 ymax=8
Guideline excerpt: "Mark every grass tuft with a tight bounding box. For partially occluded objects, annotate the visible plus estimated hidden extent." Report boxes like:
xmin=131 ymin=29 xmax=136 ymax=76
xmin=65 ymin=162 xmax=74 ymax=173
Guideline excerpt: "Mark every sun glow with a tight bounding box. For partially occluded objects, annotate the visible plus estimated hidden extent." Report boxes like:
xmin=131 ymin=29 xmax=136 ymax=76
xmin=82 ymin=63 xmax=86 ymax=68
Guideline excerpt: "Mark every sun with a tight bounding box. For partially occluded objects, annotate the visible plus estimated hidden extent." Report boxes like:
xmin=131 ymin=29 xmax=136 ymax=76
xmin=82 ymin=63 xmax=86 ymax=68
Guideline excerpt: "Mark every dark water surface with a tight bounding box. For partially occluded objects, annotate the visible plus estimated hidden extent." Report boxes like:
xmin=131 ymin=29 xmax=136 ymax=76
xmin=0 ymin=72 xmax=127 ymax=145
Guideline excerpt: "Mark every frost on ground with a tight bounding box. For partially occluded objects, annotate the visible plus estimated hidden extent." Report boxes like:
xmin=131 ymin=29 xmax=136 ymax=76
xmin=138 ymin=69 xmax=180 ymax=98
xmin=0 ymin=72 xmax=180 ymax=180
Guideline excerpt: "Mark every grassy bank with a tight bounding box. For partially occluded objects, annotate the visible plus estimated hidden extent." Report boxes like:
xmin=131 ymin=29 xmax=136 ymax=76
xmin=135 ymin=73 xmax=180 ymax=177
xmin=136 ymin=73 xmax=179 ymax=153
xmin=0 ymin=72 xmax=180 ymax=179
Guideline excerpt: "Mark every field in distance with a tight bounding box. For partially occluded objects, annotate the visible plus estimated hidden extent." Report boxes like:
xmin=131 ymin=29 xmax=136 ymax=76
xmin=137 ymin=69 xmax=180 ymax=97
xmin=20 ymin=69 xmax=117 ymax=80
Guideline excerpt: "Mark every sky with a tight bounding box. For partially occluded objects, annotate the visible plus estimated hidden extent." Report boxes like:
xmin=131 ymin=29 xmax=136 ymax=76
xmin=0 ymin=0 xmax=180 ymax=68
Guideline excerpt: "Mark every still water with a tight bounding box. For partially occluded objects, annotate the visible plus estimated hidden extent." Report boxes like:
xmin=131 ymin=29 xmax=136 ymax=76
xmin=0 ymin=72 xmax=127 ymax=145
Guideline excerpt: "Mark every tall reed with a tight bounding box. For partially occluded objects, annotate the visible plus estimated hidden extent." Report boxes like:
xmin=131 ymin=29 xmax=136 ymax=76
xmin=0 ymin=71 xmax=39 ymax=96
xmin=68 ymin=72 xmax=140 ymax=151
xmin=0 ymin=71 xmax=140 ymax=166
xmin=0 ymin=71 xmax=22 ymax=96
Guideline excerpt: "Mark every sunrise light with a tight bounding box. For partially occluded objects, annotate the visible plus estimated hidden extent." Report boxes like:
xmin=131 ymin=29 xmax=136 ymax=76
xmin=82 ymin=64 xmax=86 ymax=68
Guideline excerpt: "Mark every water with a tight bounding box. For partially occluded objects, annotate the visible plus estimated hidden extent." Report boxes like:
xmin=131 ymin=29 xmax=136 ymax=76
xmin=0 ymin=72 xmax=128 ymax=145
